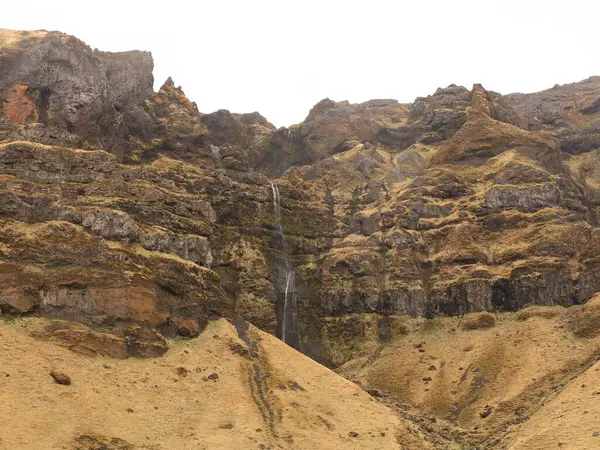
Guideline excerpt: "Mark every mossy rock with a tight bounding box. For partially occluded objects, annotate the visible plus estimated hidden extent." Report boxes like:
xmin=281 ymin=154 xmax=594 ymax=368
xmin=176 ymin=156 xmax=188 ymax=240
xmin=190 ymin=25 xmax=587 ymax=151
xmin=565 ymin=297 xmax=600 ymax=338
xmin=461 ymin=312 xmax=495 ymax=330
xmin=515 ymin=306 xmax=564 ymax=321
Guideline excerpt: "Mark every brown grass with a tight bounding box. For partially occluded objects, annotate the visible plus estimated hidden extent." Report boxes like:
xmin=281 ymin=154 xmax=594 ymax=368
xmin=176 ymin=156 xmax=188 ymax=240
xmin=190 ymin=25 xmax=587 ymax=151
xmin=515 ymin=305 xmax=564 ymax=321
xmin=461 ymin=311 xmax=496 ymax=330
xmin=565 ymin=295 xmax=600 ymax=338
xmin=338 ymin=309 xmax=600 ymax=448
xmin=0 ymin=29 xmax=48 ymax=49
xmin=0 ymin=317 xmax=427 ymax=449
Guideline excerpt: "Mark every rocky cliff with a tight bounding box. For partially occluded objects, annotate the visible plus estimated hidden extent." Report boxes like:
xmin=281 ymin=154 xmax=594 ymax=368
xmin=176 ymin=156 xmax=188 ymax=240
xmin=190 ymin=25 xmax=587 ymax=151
xmin=2 ymin=28 xmax=600 ymax=368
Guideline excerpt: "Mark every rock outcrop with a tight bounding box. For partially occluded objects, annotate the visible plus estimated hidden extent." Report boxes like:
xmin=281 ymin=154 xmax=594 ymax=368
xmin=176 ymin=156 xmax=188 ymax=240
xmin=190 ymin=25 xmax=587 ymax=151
xmin=3 ymin=28 xmax=600 ymax=367
xmin=0 ymin=30 xmax=153 ymax=158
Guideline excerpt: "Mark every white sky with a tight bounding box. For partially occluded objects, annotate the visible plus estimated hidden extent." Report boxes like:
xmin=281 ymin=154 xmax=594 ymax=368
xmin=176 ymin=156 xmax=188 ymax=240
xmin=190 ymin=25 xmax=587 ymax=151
xmin=2 ymin=0 xmax=599 ymax=127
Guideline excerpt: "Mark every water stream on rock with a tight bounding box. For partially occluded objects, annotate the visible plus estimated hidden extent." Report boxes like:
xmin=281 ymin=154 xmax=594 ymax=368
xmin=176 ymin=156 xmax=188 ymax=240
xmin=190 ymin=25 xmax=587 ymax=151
xmin=270 ymin=182 xmax=299 ymax=348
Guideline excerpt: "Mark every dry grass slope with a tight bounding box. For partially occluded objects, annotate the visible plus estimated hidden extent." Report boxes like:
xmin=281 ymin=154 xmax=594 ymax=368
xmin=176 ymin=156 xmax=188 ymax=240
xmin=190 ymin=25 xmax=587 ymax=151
xmin=337 ymin=298 xmax=600 ymax=449
xmin=0 ymin=317 xmax=431 ymax=450
xmin=0 ymin=29 xmax=49 ymax=49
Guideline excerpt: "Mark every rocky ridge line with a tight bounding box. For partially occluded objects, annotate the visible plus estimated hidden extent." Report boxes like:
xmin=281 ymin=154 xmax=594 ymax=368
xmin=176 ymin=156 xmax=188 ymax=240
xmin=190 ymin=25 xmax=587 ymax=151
xmin=2 ymin=29 xmax=600 ymax=368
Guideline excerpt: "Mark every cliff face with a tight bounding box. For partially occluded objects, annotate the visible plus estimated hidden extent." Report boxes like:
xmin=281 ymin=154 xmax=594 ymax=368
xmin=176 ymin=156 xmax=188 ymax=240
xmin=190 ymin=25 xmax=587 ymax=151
xmin=2 ymin=29 xmax=600 ymax=366
xmin=0 ymin=30 xmax=154 ymax=158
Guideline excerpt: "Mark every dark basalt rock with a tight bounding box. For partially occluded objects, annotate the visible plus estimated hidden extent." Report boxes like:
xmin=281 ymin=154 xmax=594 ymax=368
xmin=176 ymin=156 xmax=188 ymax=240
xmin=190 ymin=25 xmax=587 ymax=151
xmin=3 ymin=29 xmax=600 ymax=368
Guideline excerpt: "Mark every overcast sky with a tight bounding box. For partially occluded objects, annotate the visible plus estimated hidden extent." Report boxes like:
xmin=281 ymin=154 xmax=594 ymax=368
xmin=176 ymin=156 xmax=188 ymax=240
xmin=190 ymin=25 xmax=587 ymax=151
xmin=2 ymin=0 xmax=598 ymax=126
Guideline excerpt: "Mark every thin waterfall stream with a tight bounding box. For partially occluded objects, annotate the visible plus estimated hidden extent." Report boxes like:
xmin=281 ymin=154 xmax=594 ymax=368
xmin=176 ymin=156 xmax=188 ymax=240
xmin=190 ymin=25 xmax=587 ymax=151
xmin=270 ymin=182 xmax=299 ymax=348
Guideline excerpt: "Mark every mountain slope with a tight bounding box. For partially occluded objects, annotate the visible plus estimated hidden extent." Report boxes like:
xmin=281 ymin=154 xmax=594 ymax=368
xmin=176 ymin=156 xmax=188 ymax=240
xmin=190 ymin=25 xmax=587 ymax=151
xmin=334 ymin=297 xmax=600 ymax=449
xmin=507 ymin=359 xmax=600 ymax=449
xmin=3 ymin=28 xmax=600 ymax=449
xmin=0 ymin=317 xmax=435 ymax=449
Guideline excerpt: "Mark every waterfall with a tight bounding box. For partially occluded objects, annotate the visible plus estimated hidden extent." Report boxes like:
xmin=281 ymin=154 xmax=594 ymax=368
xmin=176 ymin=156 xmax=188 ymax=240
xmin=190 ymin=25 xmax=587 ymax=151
xmin=270 ymin=182 xmax=299 ymax=348
xmin=282 ymin=270 xmax=294 ymax=345
xmin=271 ymin=182 xmax=282 ymax=233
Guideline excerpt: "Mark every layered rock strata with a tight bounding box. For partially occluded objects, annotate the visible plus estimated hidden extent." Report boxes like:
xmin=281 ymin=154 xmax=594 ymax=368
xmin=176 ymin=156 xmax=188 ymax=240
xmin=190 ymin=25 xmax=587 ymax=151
xmin=2 ymin=29 xmax=600 ymax=365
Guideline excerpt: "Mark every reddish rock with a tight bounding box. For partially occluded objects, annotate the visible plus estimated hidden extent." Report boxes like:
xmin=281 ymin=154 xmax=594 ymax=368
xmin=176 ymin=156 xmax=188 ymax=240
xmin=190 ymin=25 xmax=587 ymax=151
xmin=0 ymin=84 xmax=37 ymax=124
xmin=50 ymin=371 xmax=71 ymax=385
